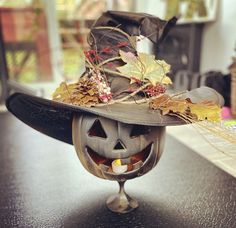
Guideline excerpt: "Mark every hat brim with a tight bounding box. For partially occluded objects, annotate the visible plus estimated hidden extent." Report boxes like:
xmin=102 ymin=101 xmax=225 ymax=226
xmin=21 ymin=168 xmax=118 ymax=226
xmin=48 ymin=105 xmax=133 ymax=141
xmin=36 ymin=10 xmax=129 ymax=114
xmin=6 ymin=87 xmax=224 ymax=144
xmin=6 ymin=93 xmax=185 ymax=144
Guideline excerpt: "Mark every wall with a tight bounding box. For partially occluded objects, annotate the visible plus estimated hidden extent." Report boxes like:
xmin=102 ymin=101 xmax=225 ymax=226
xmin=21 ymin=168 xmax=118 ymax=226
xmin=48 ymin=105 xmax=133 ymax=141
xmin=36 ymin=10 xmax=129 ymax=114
xmin=136 ymin=0 xmax=236 ymax=74
xmin=200 ymin=0 xmax=236 ymax=74
xmin=135 ymin=0 xmax=164 ymax=53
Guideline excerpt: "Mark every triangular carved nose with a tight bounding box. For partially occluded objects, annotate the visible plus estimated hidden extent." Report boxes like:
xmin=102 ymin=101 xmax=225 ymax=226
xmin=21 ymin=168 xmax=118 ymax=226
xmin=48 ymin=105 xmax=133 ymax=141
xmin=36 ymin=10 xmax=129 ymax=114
xmin=114 ymin=140 xmax=126 ymax=150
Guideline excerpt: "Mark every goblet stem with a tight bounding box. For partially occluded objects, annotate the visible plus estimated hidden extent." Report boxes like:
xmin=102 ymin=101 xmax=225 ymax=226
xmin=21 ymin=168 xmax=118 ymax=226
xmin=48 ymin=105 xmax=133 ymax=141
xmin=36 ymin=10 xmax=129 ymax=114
xmin=106 ymin=180 xmax=139 ymax=213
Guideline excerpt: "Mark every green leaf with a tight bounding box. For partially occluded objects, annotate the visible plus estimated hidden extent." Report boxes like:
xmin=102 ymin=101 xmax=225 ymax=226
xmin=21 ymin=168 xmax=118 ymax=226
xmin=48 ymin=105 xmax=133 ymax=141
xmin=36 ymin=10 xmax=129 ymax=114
xmin=117 ymin=50 xmax=172 ymax=85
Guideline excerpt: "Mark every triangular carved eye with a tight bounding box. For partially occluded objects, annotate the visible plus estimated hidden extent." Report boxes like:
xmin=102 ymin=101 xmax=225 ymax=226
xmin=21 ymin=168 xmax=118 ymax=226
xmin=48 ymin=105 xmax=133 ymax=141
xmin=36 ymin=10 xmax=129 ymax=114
xmin=130 ymin=125 xmax=150 ymax=138
xmin=88 ymin=119 xmax=107 ymax=138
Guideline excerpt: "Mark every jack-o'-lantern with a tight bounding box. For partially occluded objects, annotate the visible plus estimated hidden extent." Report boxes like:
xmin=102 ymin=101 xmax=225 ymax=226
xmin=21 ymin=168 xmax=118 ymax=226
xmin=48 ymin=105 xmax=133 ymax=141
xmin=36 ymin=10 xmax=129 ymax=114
xmin=72 ymin=114 xmax=166 ymax=181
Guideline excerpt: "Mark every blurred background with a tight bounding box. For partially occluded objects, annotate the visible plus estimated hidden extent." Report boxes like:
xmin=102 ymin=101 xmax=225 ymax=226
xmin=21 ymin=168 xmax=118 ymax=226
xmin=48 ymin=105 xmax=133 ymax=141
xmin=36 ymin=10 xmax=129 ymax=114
xmin=0 ymin=0 xmax=235 ymax=118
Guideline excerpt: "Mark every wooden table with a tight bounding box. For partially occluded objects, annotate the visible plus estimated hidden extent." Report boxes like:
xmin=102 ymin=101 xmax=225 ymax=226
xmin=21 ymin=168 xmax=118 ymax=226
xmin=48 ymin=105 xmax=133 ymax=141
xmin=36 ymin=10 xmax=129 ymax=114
xmin=1 ymin=112 xmax=236 ymax=228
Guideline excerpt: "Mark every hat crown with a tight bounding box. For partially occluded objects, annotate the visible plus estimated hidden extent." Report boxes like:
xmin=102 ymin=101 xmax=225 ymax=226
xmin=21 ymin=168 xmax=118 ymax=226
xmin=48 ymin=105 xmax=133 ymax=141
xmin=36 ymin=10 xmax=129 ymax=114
xmin=86 ymin=11 xmax=177 ymax=96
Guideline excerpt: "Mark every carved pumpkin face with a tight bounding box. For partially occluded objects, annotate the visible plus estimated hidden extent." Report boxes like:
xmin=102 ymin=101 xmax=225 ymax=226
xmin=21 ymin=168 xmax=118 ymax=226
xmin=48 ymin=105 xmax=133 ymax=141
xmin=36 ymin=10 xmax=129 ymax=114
xmin=72 ymin=115 xmax=166 ymax=181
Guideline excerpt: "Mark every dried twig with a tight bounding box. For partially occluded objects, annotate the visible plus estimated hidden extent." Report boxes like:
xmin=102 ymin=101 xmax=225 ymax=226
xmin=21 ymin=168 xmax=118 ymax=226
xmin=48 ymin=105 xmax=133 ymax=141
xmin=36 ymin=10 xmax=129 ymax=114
xmin=95 ymin=83 xmax=151 ymax=106
xmin=92 ymin=26 xmax=136 ymax=49
xmin=98 ymin=57 xmax=122 ymax=67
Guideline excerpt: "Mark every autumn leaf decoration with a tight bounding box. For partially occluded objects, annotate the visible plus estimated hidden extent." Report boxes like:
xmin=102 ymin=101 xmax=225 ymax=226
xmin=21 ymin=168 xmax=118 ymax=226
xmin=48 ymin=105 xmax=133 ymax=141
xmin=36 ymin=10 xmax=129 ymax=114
xmin=117 ymin=50 xmax=172 ymax=85
xmin=150 ymin=94 xmax=221 ymax=122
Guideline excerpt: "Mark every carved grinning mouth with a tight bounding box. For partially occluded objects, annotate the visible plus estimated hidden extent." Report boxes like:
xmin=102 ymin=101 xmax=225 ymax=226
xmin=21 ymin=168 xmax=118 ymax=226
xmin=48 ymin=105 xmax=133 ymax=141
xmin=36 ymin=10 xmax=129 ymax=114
xmin=85 ymin=143 xmax=153 ymax=173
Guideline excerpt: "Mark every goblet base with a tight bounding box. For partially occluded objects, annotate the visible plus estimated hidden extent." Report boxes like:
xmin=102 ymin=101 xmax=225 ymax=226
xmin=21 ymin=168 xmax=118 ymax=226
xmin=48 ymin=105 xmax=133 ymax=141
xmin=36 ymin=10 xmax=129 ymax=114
xmin=106 ymin=181 xmax=138 ymax=213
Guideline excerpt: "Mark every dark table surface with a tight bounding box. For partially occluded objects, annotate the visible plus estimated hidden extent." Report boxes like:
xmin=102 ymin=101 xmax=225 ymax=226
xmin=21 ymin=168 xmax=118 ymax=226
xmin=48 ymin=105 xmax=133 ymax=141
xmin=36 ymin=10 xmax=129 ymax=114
xmin=1 ymin=112 xmax=236 ymax=228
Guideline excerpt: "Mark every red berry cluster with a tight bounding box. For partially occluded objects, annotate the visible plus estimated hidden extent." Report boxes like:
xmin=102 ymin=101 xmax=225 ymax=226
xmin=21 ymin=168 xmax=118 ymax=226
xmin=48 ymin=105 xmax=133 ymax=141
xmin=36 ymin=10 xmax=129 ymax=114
xmin=117 ymin=41 xmax=129 ymax=48
xmin=84 ymin=50 xmax=103 ymax=64
xmin=144 ymin=84 xmax=166 ymax=97
xmin=101 ymin=47 xmax=112 ymax=54
xmin=84 ymin=41 xmax=130 ymax=65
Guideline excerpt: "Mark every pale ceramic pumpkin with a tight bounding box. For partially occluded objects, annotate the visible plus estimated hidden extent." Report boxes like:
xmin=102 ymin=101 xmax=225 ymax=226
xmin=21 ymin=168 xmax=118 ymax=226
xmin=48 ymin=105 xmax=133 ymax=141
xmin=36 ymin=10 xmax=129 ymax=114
xmin=72 ymin=114 xmax=166 ymax=181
